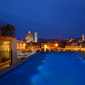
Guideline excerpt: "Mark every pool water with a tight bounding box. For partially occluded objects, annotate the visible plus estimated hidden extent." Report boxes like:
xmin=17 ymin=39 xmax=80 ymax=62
xmin=0 ymin=52 xmax=85 ymax=85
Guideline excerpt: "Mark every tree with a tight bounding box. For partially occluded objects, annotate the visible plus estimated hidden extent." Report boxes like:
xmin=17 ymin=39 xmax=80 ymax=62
xmin=0 ymin=24 xmax=15 ymax=36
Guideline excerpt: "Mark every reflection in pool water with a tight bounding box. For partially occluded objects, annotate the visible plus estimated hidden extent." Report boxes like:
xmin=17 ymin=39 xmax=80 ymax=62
xmin=0 ymin=52 xmax=85 ymax=85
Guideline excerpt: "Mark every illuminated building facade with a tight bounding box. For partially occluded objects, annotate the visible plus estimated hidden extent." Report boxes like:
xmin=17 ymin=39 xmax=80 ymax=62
xmin=17 ymin=40 xmax=28 ymax=50
xmin=0 ymin=36 xmax=17 ymax=70
xmin=41 ymin=42 xmax=59 ymax=51
xmin=65 ymin=34 xmax=85 ymax=51
xmin=34 ymin=32 xmax=38 ymax=42
xmin=25 ymin=31 xmax=38 ymax=43
xmin=65 ymin=45 xmax=81 ymax=51
xmin=28 ymin=42 xmax=41 ymax=51
xmin=82 ymin=34 xmax=84 ymax=41
xmin=25 ymin=31 xmax=33 ymax=43
xmin=20 ymin=33 xmax=85 ymax=52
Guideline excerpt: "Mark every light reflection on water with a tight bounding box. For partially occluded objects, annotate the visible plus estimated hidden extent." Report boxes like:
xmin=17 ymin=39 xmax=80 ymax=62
xmin=31 ymin=52 xmax=85 ymax=85
xmin=1 ymin=52 xmax=85 ymax=85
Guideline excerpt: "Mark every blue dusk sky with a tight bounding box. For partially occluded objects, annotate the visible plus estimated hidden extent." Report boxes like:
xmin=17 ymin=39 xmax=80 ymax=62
xmin=0 ymin=0 xmax=85 ymax=39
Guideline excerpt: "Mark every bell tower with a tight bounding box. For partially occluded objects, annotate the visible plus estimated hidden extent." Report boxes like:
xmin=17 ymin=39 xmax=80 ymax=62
xmin=82 ymin=34 xmax=84 ymax=41
xmin=34 ymin=32 xmax=38 ymax=42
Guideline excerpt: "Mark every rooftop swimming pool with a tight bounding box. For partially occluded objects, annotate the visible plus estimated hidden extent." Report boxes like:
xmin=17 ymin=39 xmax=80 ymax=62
xmin=0 ymin=52 xmax=85 ymax=85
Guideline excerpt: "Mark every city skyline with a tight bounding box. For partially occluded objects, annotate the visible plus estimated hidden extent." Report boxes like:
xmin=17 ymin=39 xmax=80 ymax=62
xmin=0 ymin=0 xmax=85 ymax=39
xmin=1 ymin=0 xmax=85 ymax=84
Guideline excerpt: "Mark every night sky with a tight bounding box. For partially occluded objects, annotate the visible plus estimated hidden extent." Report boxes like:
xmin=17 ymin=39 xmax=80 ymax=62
xmin=0 ymin=0 xmax=85 ymax=40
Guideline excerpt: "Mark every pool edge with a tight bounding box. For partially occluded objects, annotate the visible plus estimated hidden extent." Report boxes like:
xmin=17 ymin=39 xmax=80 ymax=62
xmin=74 ymin=51 xmax=85 ymax=59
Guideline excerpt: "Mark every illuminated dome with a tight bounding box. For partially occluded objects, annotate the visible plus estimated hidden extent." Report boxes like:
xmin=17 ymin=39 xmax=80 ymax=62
xmin=25 ymin=31 xmax=33 ymax=43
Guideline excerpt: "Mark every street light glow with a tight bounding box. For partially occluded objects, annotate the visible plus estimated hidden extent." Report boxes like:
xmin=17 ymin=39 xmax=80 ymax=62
xmin=44 ymin=45 xmax=47 ymax=48
xmin=23 ymin=44 xmax=25 ymax=47
xmin=55 ymin=44 xmax=58 ymax=47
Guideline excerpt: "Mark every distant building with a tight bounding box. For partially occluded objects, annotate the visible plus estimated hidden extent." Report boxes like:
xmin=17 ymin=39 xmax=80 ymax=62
xmin=65 ymin=44 xmax=81 ymax=51
xmin=17 ymin=40 xmax=28 ymax=50
xmin=82 ymin=34 xmax=84 ymax=41
xmin=68 ymin=38 xmax=75 ymax=42
xmin=25 ymin=31 xmax=33 ymax=43
xmin=66 ymin=38 xmax=68 ymax=41
xmin=34 ymin=32 xmax=38 ymax=42
xmin=25 ymin=31 xmax=38 ymax=43
xmin=28 ymin=42 xmax=41 ymax=51
xmin=41 ymin=42 xmax=59 ymax=51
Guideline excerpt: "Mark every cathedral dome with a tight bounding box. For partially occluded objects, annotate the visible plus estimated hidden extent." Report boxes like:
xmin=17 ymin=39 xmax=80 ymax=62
xmin=26 ymin=31 xmax=33 ymax=39
xmin=25 ymin=31 xmax=33 ymax=43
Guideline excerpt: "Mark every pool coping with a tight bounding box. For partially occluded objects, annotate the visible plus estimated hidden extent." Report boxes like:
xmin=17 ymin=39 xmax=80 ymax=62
xmin=74 ymin=51 xmax=85 ymax=59
xmin=0 ymin=51 xmax=41 ymax=78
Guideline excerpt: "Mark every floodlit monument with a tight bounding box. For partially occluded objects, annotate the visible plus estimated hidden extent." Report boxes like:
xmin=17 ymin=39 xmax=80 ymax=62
xmin=34 ymin=32 xmax=38 ymax=42
xmin=25 ymin=31 xmax=38 ymax=43
xmin=82 ymin=34 xmax=84 ymax=41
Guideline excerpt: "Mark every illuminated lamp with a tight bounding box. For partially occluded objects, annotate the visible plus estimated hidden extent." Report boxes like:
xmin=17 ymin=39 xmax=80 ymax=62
xmin=55 ymin=44 xmax=58 ymax=47
xmin=23 ymin=44 xmax=25 ymax=47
